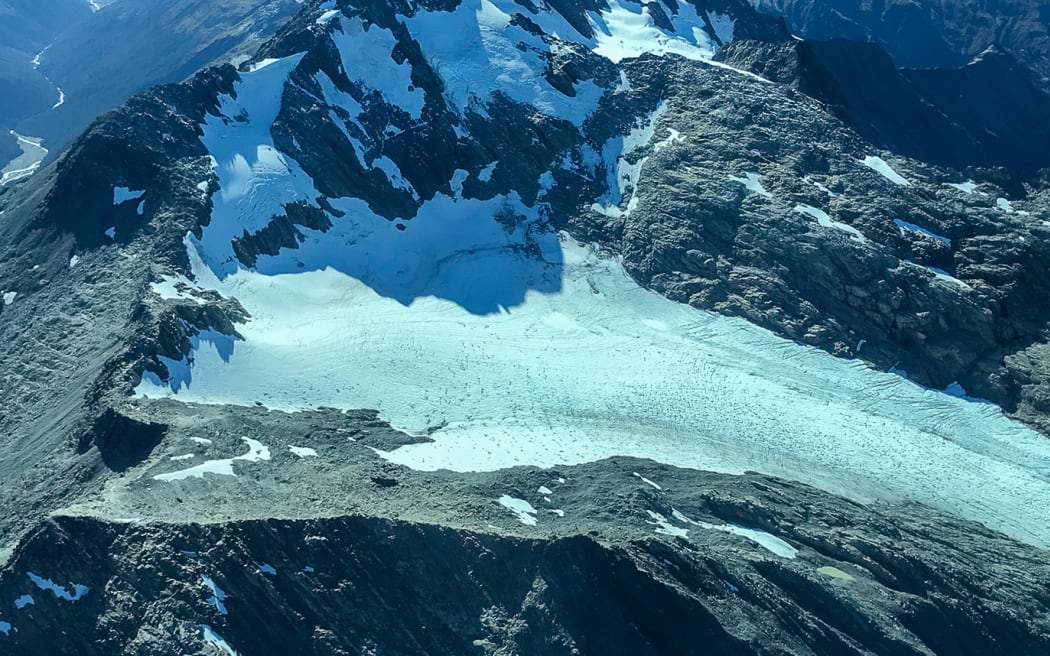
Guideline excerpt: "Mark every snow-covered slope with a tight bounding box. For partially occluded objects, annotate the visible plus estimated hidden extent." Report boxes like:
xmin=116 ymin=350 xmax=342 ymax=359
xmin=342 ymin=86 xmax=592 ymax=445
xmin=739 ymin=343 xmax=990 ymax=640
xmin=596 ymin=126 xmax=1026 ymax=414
xmin=133 ymin=1 xmax=1050 ymax=548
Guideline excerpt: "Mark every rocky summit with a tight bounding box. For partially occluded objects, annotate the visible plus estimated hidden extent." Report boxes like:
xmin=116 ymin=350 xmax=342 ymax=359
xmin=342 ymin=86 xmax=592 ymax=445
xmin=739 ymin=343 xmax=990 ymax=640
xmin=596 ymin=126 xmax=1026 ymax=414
xmin=0 ymin=0 xmax=1049 ymax=654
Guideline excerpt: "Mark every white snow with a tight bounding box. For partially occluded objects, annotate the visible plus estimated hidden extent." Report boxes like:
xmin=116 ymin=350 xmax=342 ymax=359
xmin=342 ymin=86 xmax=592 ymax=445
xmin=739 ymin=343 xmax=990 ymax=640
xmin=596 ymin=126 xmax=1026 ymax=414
xmin=137 ymin=220 xmax=1050 ymax=546
xmin=803 ymin=175 xmax=841 ymax=198
xmin=861 ymin=156 xmax=910 ymax=186
xmin=903 ymin=260 xmax=971 ymax=291
xmin=588 ymin=0 xmax=717 ymax=63
xmin=654 ymin=127 xmax=684 ymax=152
xmin=672 ymin=509 xmax=798 ymax=558
xmin=708 ymin=13 xmax=735 ymax=44
xmin=499 ymin=495 xmax=538 ymax=526
xmin=730 ymin=171 xmax=771 ymax=198
xmin=590 ymin=101 xmax=667 ymax=217
xmin=550 ymin=509 xmax=565 ymax=517
xmin=201 ymin=575 xmax=228 ymax=615
xmin=614 ymin=70 xmax=632 ymax=94
xmin=996 ymin=197 xmax=1014 ymax=213
xmin=202 ymin=625 xmax=238 ymax=655
xmin=289 ymin=446 xmax=318 ymax=457
xmin=633 ymin=472 xmax=662 ymax=490
xmin=133 ymin=35 xmax=1050 ymax=551
xmin=795 ymin=204 xmax=866 ymax=242
xmin=52 ymin=87 xmax=65 ymax=110
xmin=946 ymin=180 xmax=979 ymax=194
xmin=14 ymin=595 xmax=33 ymax=609
xmin=153 ymin=437 xmax=270 ymax=481
xmin=191 ymin=437 xmax=213 ymax=445
xmin=2 ymin=292 xmax=15 ymax=306
xmin=27 ymin=573 xmax=88 ymax=602
xmin=247 ymin=58 xmax=282 ymax=73
xmin=646 ymin=510 xmax=689 ymax=537
xmin=403 ymin=0 xmax=603 ymax=126
xmin=316 ymin=8 xmax=341 ymax=24
xmin=113 ymin=187 xmax=145 ymax=205
xmin=893 ymin=219 xmax=950 ymax=246
xmin=330 ymin=19 xmax=425 ymax=120
xmin=150 ymin=274 xmax=205 ymax=304
xmin=69 ymin=255 xmax=80 ymax=268
xmin=538 ymin=485 xmax=553 ymax=495
xmin=478 ymin=161 xmax=497 ymax=183
xmin=169 ymin=454 xmax=195 ymax=461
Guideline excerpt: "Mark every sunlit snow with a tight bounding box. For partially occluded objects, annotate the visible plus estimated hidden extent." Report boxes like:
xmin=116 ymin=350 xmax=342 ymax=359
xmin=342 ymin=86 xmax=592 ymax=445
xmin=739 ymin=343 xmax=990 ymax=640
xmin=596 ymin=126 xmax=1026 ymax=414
xmin=672 ymin=509 xmax=798 ymax=558
xmin=795 ymin=204 xmax=866 ymax=242
xmin=134 ymin=44 xmax=1050 ymax=550
xmin=499 ymin=495 xmax=538 ymax=525
xmin=861 ymin=155 xmax=910 ymax=186
xmin=202 ymin=625 xmax=238 ymax=655
xmin=730 ymin=171 xmax=771 ymax=198
xmin=893 ymin=219 xmax=950 ymax=246
xmin=153 ymin=438 xmax=270 ymax=481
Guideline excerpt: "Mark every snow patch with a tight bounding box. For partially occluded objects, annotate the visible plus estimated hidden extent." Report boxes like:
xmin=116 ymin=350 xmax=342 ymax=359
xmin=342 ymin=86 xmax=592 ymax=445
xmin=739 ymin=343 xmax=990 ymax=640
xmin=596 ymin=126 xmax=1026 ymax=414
xmin=795 ymin=205 xmax=866 ymax=242
xmin=2 ymin=292 xmax=15 ymax=306
xmin=861 ymin=156 xmax=910 ymax=186
xmin=113 ymin=187 xmax=145 ymax=205
xmin=633 ymin=472 xmax=662 ymax=490
xmin=316 ymin=8 xmax=341 ymax=24
xmin=202 ymin=575 xmax=228 ymax=615
xmin=893 ymin=219 xmax=950 ymax=246
xmin=153 ymin=437 xmax=270 ymax=481
xmin=499 ymin=495 xmax=538 ymax=526
xmin=538 ymin=485 xmax=553 ymax=495
xmin=672 ymin=509 xmax=798 ymax=558
xmin=591 ymin=101 xmax=668 ymax=217
xmin=27 ymin=573 xmax=88 ymax=602
xmin=202 ymin=625 xmax=238 ymax=655
xmin=289 ymin=446 xmax=318 ymax=457
xmin=946 ymin=180 xmax=979 ymax=194
xmin=646 ymin=510 xmax=689 ymax=537
xmin=730 ymin=171 xmax=771 ymax=198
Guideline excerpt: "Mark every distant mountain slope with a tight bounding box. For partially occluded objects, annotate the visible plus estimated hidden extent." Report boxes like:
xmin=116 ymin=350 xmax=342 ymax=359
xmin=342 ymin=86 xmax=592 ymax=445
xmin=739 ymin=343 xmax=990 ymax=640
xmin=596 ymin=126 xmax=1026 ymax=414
xmin=717 ymin=38 xmax=1050 ymax=170
xmin=0 ymin=0 xmax=302 ymax=182
xmin=751 ymin=0 xmax=1050 ymax=89
xmin=18 ymin=0 xmax=306 ymax=154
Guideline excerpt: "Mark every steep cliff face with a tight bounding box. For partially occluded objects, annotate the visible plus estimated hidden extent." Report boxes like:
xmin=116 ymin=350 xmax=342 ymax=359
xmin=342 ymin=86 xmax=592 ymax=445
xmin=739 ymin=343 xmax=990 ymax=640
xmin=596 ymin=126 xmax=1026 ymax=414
xmin=2 ymin=460 xmax=1049 ymax=656
xmin=750 ymin=0 xmax=1050 ymax=91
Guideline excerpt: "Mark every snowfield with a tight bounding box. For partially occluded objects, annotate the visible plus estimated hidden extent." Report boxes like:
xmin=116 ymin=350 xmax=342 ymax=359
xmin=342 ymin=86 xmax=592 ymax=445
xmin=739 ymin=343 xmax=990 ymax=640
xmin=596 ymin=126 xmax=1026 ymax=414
xmin=136 ymin=14 xmax=1050 ymax=549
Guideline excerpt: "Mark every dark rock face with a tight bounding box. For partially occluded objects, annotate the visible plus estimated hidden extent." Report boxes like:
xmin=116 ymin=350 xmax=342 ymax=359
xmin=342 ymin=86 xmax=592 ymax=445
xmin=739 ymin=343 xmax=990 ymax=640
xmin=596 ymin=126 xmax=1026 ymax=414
xmin=717 ymin=38 xmax=1050 ymax=170
xmin=82 ymin=407 xmax=166 ymax=471
xmin=1 ymin=476 xmax=1049 ymax=656
xmin=750 ymin=0 xmax=1050 ymax=92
